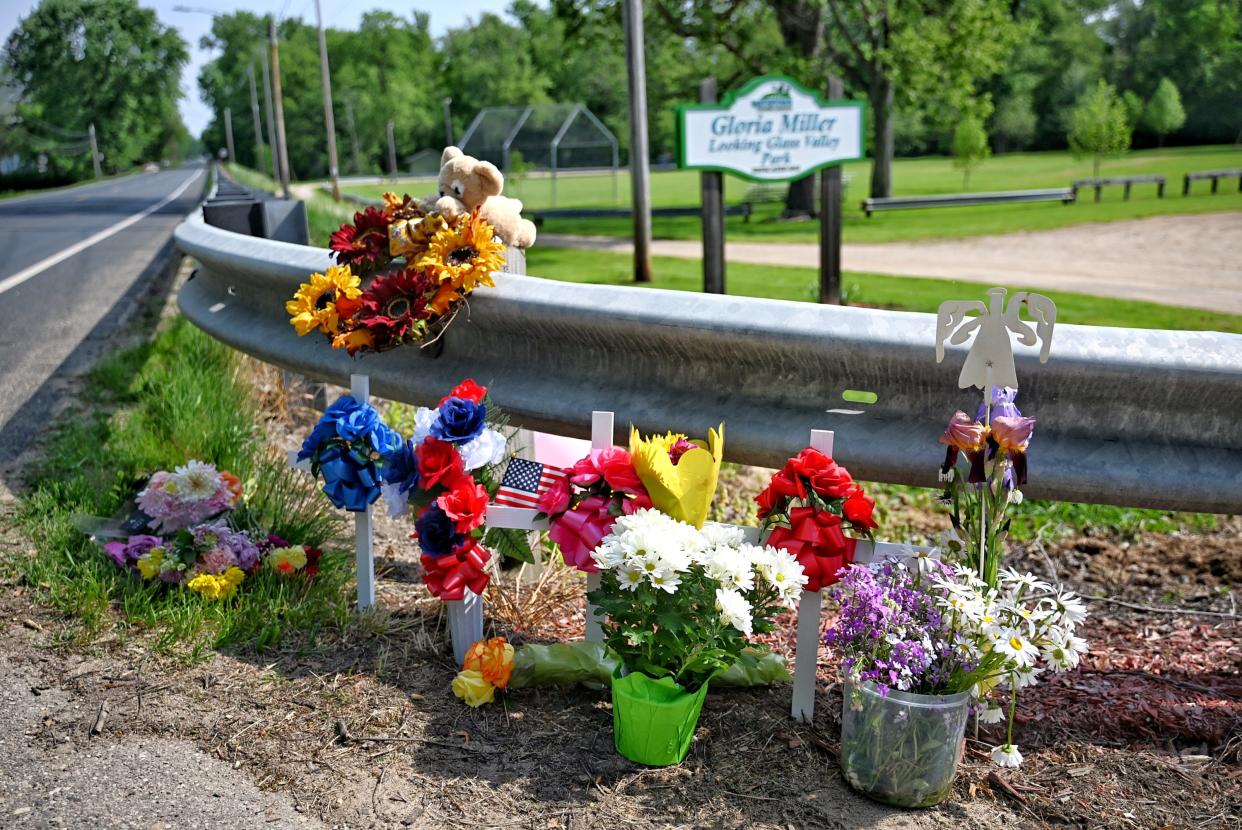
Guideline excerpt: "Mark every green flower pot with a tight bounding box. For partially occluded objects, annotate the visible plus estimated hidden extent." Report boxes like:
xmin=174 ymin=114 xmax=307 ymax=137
xmin=611 ymin=670 xmax=710 ymax=766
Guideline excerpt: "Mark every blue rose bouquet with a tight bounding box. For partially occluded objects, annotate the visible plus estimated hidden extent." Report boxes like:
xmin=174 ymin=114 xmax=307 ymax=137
xmin=298 ymin=395 xmax=403 ymax=511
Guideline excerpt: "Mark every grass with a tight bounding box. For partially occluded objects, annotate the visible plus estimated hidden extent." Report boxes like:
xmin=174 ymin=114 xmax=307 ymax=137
xmin=525 ymin=247 xmax=1242 ymax=333
xmin=10 ymin=317 xmax=351 ymax=658
xmin=343 ymin=145 xmax=1242 ymax=243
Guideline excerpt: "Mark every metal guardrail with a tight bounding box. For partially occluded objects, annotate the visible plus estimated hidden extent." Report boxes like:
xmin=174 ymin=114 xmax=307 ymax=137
xmin=174 ymin=211 xmax=1242 ymax=514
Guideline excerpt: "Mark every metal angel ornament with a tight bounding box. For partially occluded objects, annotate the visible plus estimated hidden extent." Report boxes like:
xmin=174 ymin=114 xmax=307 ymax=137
xmin=935 ymin=287 xmax=1056 ymax=409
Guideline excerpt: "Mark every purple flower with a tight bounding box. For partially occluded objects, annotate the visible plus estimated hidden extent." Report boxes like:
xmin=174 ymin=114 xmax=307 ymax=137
xmin=103 ymin=534 xmax=164 ymax=570
xmin=977 ymin=387 xmax=1022 ymax=422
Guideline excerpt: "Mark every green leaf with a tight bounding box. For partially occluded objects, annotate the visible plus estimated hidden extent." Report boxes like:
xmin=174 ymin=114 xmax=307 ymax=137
xmin=483 ymin=527 xmax=534 ymax=564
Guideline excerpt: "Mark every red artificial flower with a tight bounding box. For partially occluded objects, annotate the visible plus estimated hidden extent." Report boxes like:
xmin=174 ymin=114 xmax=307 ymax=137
xmin=786 ymin=447 xmax=854 ymax=499
xmin=755 ymin=467 xmax=806 ymax=519
xmin=842 ymin=486 xmax=878 ymax=530
xmin=438 ymin=478 xmax=490 ymax=533
xmin=330 ymin=206 xmax=391 ymax=272
xmin=418 ymin=437 xmax=465 ymax=491
xmin=357 ymin=268 xmax=433 ymax=345
xmin=303 ymin=546 xmax=323 ymax=578
xmin=599 ymin=448 xmax=646 ymax=495
xmin=536 ymin=475 xmax=571 ymax=516
xmin=440 ymin=379 xmax=487 ymax=405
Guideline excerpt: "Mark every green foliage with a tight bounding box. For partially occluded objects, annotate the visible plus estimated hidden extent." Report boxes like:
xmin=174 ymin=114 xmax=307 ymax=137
xmin=483 ymin=527 xmax=535 ymax=564
xmin=1143 ymin=78 xmax=1187 ymax=144
xmin=1068 ymin=80 xmax=1133 ymax=177
xmin=951 ymin=116 xmax=991 ymax=188
xmin=2 ymin=0 xmax=189 ymax=180
xmin=12 ymin=318 xmax=350 ymax=657
xmin=1121 ymin=90 xmax=1145 ymax=128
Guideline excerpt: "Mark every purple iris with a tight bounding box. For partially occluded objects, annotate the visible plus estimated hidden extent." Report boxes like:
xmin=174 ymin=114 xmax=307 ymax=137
xmin=977 ymin=387 xmax=1021 ymax=422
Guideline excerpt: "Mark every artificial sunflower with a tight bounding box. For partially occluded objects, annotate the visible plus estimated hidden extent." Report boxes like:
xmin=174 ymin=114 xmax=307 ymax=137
xmin=390 ymin=213 xmax=447 ymax=258
xmin=330 ymin=206 xmax=392 ymax=273
xmin=331 ymin=328 xmax=376 ymax=356
xmin=382 ymin=192 xmax=425 ymax=222
xmin=428 ymin=283 xmax=461 ymax=316
xmin=286 ymin=265 xmax=363 ymax=336
xmin=417 ymin=211 xmax=505 ymax=293
xmin=357 ymin=268 xmax=433 ymax=346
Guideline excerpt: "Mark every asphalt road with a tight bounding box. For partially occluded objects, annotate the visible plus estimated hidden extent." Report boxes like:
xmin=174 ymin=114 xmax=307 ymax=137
xmin=0 ymin=164 xmax=208 ymax=478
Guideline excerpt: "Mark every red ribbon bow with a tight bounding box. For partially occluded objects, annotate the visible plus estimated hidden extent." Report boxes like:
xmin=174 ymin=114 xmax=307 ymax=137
xmin=421 ymin=540 xmax=491 ymax=600
xmin=766 ymin=506 xmax=857 ymax=592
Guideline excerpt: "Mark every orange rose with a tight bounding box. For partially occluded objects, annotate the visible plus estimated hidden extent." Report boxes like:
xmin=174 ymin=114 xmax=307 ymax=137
xmin=462 ymin=636 xmax=514 ymax=689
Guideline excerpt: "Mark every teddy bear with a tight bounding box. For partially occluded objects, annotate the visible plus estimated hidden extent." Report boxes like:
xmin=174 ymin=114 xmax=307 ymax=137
xmin=425 ymin=146 xmax=537 ymax=249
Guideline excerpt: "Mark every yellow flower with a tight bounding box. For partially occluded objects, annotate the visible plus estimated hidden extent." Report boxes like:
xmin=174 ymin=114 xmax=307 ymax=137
xmin=629 ymin=424 xmax=725 ymax=529
xmin=451 ymin=669 xmax=496 ymax=707
xmin=331 ymin=328 xmax=376 ymax=356
xmin=267 ymin=546 xmax=307 ymax=575
xmin=416 ymin=212 xmax=504 ymax=294
xmin=383 ymin=192 xmax=425 ymax=222
xmin=427 ymin=283 xmax=460 ymax=316
xmin=136 ymin=547 xmax=166 ymax=580
xmin=286 ymin=265 xmax=362 ymax=336
xmin=462 ymin=637 xmax=515 ymax=689
xmin=187 ymin=566 xmax=245 ymax=600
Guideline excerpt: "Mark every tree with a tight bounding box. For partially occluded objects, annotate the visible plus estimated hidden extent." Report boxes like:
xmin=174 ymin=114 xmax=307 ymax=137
xmin=1121 ymin=89 xmax=1144 ymax=128
xmin=3 ymin=0 xmax=188 ymax=180
xmin=1143 ymin=77 xmax=1186 ymax=146
xmin=952 ymin=115 xmax=990 ymax=189
xmin=1068 ymin=80 xmax=1132 ymax=178
xmin=990 ymin=90 xmax=1037 ymax=152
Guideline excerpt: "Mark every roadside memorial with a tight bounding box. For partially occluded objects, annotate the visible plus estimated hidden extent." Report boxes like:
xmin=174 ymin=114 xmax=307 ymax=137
xmin=284 ymin=146 xmax=536 ymax=615
xmin=84 ymin=460 xmax=322 ymax=599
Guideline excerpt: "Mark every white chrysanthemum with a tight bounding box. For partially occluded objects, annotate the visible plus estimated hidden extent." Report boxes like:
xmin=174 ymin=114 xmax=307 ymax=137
xmin=616 ymin=564 xmax=645 ymax=591
xmin=700 ymin=522 xmax=745 ymax=548
xmin=172 ymin=460 xmax=222 ymax=502
xmin=459 ymin=428 xmax=506 ymax=471
xmin=979 ymin=706 xmax=1006 ymax=724
xmin=990 ymin=744 xmax=1023 ymax=768
xmin=591 ymin=539 xmax=628 ymax=571
xmin=704 ymin=545 xmax=755 ymax=591
xmin=715 ymin=588 xmax=753 ymax=636
xmin=648 ymin=569 xmax=682 ymax=594
xmin=754 ymin=545 xmax=807 ymax=605
xmin=995 ymin=628 xmax=1040 ymax=668
xmin=411 ymin=406 xmax=438 ymax=444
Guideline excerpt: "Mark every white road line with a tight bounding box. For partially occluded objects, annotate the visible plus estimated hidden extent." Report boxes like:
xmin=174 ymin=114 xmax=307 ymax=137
xmin=0 ymin=171 xmax=202 ymax=297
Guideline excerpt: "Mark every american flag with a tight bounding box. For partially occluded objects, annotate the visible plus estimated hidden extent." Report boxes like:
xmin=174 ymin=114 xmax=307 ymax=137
xmin=493 ymin=458 xmax=570 ymax=509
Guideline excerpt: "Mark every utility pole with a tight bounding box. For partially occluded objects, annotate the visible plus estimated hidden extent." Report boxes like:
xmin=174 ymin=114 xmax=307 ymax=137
xmin=344 ymin=99 xmax=361 ymax=174
xmin=247 ymin=64 xmax=264 ymax=172
xmin=269 ymin=17 xmax=291 ymax=198
xmin=259 ymin=48 xmax=280 ymax=182
xmin=442 ymin=97 xmax=453 ymax=147
xmin=313 ymin=0 xmax=341 ymax=201
xmin=223 ymin=107 xmax=236 ymax=163
xmin=819 ymin=75 xmax=845 ymax=305
xmin=386 ymin=120 xmax=398 ymax=179
xmin=622 ymin=0 xmax=653 ymax=283
xmin=87 ymin=122 xmax=102 ymax=179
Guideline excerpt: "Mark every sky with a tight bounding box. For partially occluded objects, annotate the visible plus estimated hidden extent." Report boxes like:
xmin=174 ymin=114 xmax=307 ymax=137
xmin=0 ymin=0 xmax=521 ymax=136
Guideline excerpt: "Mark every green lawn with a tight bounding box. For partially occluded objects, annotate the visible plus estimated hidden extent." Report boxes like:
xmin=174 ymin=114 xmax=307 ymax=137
xmin=344 ymin=145 xmax=1242 ymax=243
xmin=525 ymin=246 xmax=1242 ymax=334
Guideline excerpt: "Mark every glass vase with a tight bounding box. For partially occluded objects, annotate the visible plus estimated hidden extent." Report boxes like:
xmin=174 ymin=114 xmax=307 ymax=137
xmin=839 ymin=679 xmax=971 ymax=808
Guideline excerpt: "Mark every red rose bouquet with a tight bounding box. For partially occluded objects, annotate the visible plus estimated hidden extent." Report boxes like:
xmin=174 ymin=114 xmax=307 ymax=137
xmin=756 ymin=448 xmax=877 ymax=591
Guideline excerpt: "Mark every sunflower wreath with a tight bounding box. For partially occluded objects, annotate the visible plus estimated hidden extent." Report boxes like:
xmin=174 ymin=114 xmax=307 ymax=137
xmin=286 ymin=192 xmax=507 ymax=356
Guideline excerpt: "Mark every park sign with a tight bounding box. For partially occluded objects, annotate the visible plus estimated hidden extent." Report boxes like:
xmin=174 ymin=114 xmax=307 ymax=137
xmin=677 ymin=75 xmax=864 ymax=182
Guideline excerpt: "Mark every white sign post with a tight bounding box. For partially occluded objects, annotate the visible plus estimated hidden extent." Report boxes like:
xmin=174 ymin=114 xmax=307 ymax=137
xmin=677 ymin=75 xmax=864 ymax=182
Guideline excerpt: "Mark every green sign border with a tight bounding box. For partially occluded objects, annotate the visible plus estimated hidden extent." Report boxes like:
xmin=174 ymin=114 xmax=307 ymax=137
xmin=675 ymin=74 xmax=867 ymax=183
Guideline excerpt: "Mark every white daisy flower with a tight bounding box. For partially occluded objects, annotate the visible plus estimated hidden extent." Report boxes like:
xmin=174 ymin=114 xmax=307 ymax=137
xmin=999 ymin=568 xmax=1051 ymax=595
xmin=1053 ymin=591 xmax=1088 ymax=626
xmin=700 ymin=522 xmax=745 ymax=548
xmin=991 ymin=744 xmax=1024 ymax=768
xmin=995 ymin=628 xmax=1040 ymax=668
xmin=616 ymin=564 xmax=645 ymax=591
xmin=647 ymin=569 xmax=682 ymax=594
xmin=979 ymin=706 xmax=1006 ymax=724
xmin=715 ymin=588 xmax=753 ymax=636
